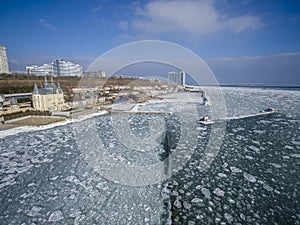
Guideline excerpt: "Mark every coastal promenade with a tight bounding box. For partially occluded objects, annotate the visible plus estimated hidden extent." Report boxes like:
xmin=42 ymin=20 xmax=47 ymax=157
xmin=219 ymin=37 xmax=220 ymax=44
xmin=0 ymin=92 xmax=176 ymax=132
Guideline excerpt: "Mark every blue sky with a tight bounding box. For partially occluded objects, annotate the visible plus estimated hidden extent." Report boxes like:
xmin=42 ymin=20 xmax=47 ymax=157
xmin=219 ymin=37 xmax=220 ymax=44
xmin=0 ymin=0 xmax=299 ymax=84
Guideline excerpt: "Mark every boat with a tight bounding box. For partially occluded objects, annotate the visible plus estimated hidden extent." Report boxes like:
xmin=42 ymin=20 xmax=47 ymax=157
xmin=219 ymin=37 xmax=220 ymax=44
xmin=261 ymin=108 xmax=275 ymax=113
xmin=199 ymin=116 xmax=214 ymax=125
xmin=256 ymin=108 xmax=276 ymax=116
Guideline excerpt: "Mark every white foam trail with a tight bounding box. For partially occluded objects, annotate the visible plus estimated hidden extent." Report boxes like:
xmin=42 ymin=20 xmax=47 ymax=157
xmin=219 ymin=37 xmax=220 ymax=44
xmin=221 ymin=110 xmax=275 ymax=121
xmin=0 ymin=111 xmax=108 ymax=139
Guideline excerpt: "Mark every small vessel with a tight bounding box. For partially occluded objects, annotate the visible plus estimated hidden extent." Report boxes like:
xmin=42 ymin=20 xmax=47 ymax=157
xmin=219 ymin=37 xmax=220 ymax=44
xmin=258 ymin=108 xmax=276 ymax=115
xmin=199 ymin=116 xmax=214 ymax=125
xmin=263 ymin=108 xmax=275 ymax=113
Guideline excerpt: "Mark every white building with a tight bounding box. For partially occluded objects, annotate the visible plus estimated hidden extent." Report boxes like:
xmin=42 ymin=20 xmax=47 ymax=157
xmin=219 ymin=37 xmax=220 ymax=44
xmin=168 ymin=71 xmax=186 ymax=86
xmin=83 ymin=70 xmax=106 ymax=78
xmin=27 ymin=59 xmax=82 ymax=77
xmin=26 ymin=64 xmax=53 ymax=76
xmin=32 ymin=76 xmax=65 ymax=111
xmin=53 ymin=59 xmax=82 ymax=77
xmin=0 ymin=45 xmax=9 ymax=74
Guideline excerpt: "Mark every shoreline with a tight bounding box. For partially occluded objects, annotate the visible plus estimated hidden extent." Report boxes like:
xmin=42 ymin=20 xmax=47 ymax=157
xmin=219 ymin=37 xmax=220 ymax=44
xmin=0 ymin=110 xmax=109 ymax=138
xmin=0 ymin=92 xmax=175 ymax=137
xmin=0 ymin=116 xmax=66 ymax=131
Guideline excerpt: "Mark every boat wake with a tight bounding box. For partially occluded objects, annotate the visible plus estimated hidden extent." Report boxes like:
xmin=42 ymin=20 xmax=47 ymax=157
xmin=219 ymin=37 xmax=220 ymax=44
xmin=223 ymin=108 xmax=275 ymax=121
xmin=200 ymin=108 xmax=275 ymax=125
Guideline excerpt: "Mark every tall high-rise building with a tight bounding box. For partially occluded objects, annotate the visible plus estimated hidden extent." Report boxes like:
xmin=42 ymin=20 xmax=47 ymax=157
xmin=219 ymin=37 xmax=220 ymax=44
xmin=53 ymin=59 xmax=82 ymax=77
xmin=0 ymin=45 xmax=9 ymax=74
xmin=168 ymin=71 xmax=186 ymax=86
xmin=26 ymin=59 xmax=82 ymax=77
xmin=26 ymin=64 xmax=53 ymax=76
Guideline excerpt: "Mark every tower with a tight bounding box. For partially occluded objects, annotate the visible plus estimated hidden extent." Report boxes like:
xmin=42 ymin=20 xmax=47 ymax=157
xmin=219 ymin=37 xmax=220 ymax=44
xmin=168 ymin=71 xmax=186 ymax=86
xmin=0 ymin=45 xmax=9 ymax=74
xmin=180 ymin=71 xmax=186 ymax=86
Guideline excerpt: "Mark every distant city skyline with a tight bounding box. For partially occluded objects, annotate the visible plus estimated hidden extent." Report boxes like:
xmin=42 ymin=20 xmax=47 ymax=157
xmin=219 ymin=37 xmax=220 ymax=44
xmin=26 ymin=59 xmax=83 ymax=77
xmin=0 ymin=0 xmax=299 ymax=84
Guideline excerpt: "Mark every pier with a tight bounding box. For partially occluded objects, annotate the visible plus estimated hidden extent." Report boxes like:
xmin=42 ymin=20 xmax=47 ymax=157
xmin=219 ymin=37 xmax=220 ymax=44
xmin=110 ymin=110 xmax=172 ymax=115
xmin=110 ymin=102 xmax=172 ymax=115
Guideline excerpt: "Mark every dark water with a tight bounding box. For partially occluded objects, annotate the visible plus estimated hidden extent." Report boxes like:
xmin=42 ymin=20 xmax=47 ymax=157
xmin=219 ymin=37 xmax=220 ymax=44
xmin=162 ymin=113 xmax=299 ymax=224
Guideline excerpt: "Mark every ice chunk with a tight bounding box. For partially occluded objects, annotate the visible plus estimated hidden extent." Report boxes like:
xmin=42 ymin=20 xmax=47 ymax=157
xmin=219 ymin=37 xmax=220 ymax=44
xmin=230 ymin=166 xmax=242 ymax=173
xmin=243 ymin=172 xmax=256 ymax=182
xmin=191 ymin=198 xmax=203 ymax=203
xmin=201 ymin=188 xmax=210 ymax=199
xmin=183 ymin=201 xmax=192 ymax=209
xmin=253 ymin=130 xmax=266 ymax=134
xmin=270 ymin=163 xmax=282 ymax=168
xmin=174 ymin=198 xmax=182 ymax=209
xmin=290 ymin=154 xmax=300 ymax=158
xmin=228 ymin=198 xmax=235 ymax=204
xmin=224 ymin=213 xmax=233 ymax=222
xmin=222 ymin=162 xmax=228 ymax=168
xmin=248 ymin=146 xmax=260 ymax=153
xmin=245 ymin=155 xmax=253 ymax=160
xmin=50 ymin=176 xmax=59 ymax=181
xmin=263 ymin=183 xmax=273 ymax=192
xmin=291 ymin=141 xmax=300 ymax=145
xmin=27 ymin=206 xmax=42 ymax=217
xmin=69 ymin=210 xmax=81 ymax=218
xmin=195 ymin=185 xmax=203 ymax=190
xmin=240 ymin=213 xmax=246 ymax=221
xmin=217 ymin=173 xmax=227 ymax=178
xmin=213 ymin=188 xmax=225 ymax=197
xmin=48 ymin=210 xmax=64 ymax=222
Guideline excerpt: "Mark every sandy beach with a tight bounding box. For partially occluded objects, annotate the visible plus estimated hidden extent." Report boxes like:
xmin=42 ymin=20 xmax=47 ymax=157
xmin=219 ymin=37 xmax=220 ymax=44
xmin=0 ymin=123 xmax=18 ymax=131
xmin=0 ymin=99 xmax=154 ymax=132
xmin=0 ymin=116 xmax=66 ymax=131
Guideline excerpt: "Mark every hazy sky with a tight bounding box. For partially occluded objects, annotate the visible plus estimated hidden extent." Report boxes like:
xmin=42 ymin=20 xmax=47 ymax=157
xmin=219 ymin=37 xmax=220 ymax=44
xmin=0 ymin=0 xmax=299 ymax=84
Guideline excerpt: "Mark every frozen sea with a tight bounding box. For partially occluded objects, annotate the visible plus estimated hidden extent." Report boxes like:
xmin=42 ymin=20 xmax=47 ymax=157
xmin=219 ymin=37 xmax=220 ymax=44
xmin=0 ymin=86 xmax=299 ymax=224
